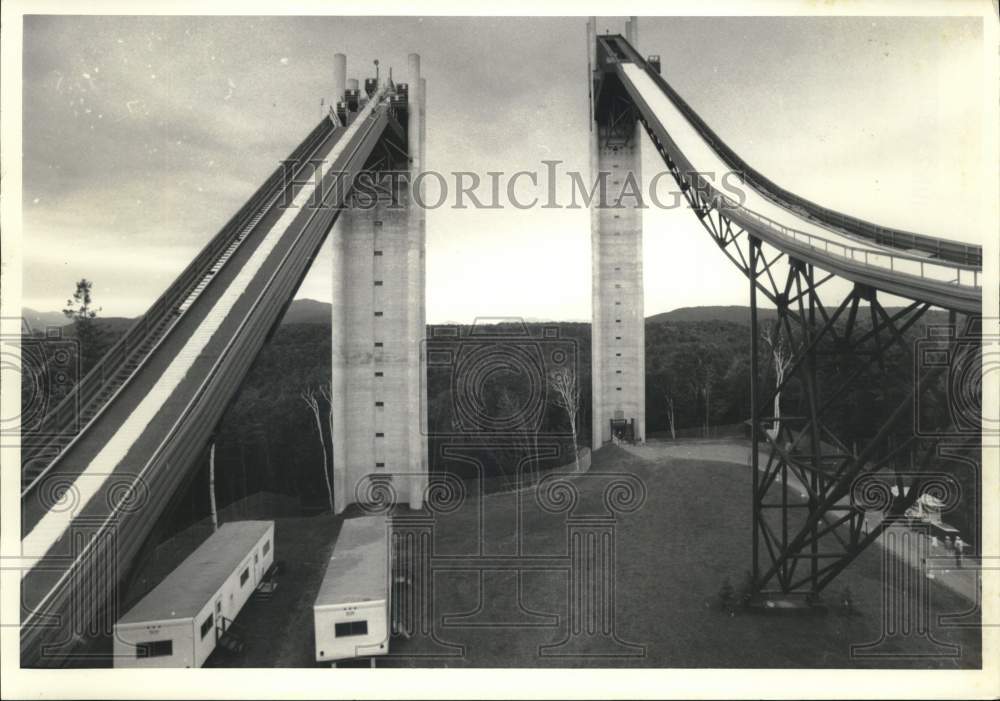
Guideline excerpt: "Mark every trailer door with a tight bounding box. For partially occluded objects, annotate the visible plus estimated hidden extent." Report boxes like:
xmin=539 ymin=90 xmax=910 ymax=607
xmin=214 ymin=598 xmax=224 ymax=642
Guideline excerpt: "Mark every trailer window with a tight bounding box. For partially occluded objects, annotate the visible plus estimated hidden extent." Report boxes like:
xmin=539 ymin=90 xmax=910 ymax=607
xmin=335 ymin=621 xmax=368 ymax=637
xmin=240 ymin=568 xmax=249 ymax=586
xmin=263 ymin=540 xmax=271 ymax=556
xmin=200 ymin=615 xmax=214 ymax=639
xmin=136 ymin=639 xmax=173 ymax=658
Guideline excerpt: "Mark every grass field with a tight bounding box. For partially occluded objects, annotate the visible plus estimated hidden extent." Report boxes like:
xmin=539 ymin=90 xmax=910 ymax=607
xmin=214 ymin=444 xmax=980 ymax=668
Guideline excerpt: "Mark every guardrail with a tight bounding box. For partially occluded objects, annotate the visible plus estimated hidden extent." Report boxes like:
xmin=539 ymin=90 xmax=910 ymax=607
xmin=19 ymin=102 xmax=393 ymax=665
xmin=655 ymin=68 xmax=984 ymax=267
xmin=612 ymin=44 xmax=983 ymax=298
xmin=22 ymin=118 xmax=336 ymax=464
xmin=599 ymin=33 xmax=983 ymax=268
xmin=709 ymin=188 xmax=982 ymax=290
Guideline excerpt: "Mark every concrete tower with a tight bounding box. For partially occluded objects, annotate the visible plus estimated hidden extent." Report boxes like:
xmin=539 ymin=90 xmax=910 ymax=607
xmin=332 ymin=53 xmax=346 ymax=123
xmin=589 ymin=17 xmax=646 ymax=446
xmin=330 ymin=54 xmax=427 ymax=513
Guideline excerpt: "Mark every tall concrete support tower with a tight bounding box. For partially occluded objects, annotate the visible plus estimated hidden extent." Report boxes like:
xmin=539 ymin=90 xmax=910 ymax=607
xmin=332 ymin=53 xmax=346 ymax=122
xmin=406 ymin=60 xmax=430 ymax=509
xmin=589 ymin=17 xmax=646 ymax=447
xmin=330 ymin=55 xmax=427 ymax=513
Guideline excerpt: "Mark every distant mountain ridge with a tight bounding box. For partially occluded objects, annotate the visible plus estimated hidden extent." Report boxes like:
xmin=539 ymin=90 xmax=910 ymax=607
xmin=22 ymin=301 xmax=953 ymax=331
xmin=646 ymin=306 xmax=778 ymax=325
xmin=282 ymin=301 xmax=786 ymax=326
xmin=279 ymin=298 xmax=331 ymax=325
xmin=21 ymin=309 xmax=134 ymax=335
xmin=21 ymin=309 xmax=71 ymax=331
xmin=647 ymin=305 xmax=951 ymax=327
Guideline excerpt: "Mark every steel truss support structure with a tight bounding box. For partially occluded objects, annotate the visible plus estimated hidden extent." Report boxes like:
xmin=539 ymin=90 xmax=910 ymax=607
xmin=639 ymin=117 xmax=982 ymax=598
xmin=600 ymin=94 xmax=639 ymax=148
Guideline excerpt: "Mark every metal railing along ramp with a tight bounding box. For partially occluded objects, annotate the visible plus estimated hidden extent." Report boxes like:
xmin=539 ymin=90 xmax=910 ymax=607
xmin=18 ymin=87 xmax=401 ymax=666
xmin=597 ymin=35 xmax=982 ymax=315
xmin=19 ymin=118 xmax=335 ymax=491
xmin=590 ymin=31 xmax=983 ymax=600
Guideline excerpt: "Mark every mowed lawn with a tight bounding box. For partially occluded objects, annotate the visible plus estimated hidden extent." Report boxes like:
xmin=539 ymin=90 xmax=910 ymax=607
xmin=223 ymin=445 xmax=980 ymax=669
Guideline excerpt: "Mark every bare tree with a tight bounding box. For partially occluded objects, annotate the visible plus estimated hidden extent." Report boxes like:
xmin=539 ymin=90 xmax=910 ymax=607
xmin=317 ymin=383 xmax=332 ymax=439
xmin=761 ymin=322 xmax=794 ymax=438
xmin=208 ymin=441 xmax=219 ymax=530
xmin=318 ymin=382 xmax=338 ymax=506
xmin=548 ymin=368 xmax=581 ymax=472
xmin=702 ymin=362 xmax=715 ymax=438
xmin=319 ymin=381 xmax=335 ymax=479
xmin=497 ymin=387 xmax=535 ymax=490
xmin=664 ymin=392 xmax=677 ymax=440
xmin=302 ymin=385 xmax=334 ymax=512
xmin=688 ymin=355 xmax=716 ymax=438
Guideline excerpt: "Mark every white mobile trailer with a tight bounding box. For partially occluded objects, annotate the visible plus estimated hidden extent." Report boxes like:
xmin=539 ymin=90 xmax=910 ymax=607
xmin=313 ymin=516 xmax=389 ymax=664
xmin=114 ymin=520 xmax=274 ymax=668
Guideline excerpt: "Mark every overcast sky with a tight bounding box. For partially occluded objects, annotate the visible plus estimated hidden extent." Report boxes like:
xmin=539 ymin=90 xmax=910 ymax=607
xmin=21 ymin=15 xmax=987 ymax=322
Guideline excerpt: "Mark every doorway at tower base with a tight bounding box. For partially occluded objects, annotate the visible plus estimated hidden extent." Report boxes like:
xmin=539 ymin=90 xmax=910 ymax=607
xmin=609 ymin=417 xmax=639 ymax=444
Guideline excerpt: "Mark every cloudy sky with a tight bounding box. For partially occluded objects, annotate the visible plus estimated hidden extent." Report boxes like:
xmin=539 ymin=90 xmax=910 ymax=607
xmin=21 ymin=14 xmax=987 ymax=322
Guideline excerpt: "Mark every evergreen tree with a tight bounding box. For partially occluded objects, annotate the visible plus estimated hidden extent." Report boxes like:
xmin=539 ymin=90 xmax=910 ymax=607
xmin=62 ymin=278 xmax=108 ymax=374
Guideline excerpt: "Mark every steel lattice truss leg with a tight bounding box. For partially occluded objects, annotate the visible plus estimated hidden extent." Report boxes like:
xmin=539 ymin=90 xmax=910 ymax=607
xmin=746 ymin=248 xmax=931 ymax=597
xmin=642 ymin=130 xmax=983 ymax=597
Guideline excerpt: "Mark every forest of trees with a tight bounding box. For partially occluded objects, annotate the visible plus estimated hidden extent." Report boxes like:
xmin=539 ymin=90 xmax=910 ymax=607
xmin=645 ymin=320 xmax=752 ymax=438
xmin=23 ymin=293 xmax=978 ymax=542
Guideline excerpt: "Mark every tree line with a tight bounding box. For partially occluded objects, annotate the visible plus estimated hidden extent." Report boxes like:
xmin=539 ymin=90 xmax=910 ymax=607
xmin=30 ymin=281 xmax=977 ymax=541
